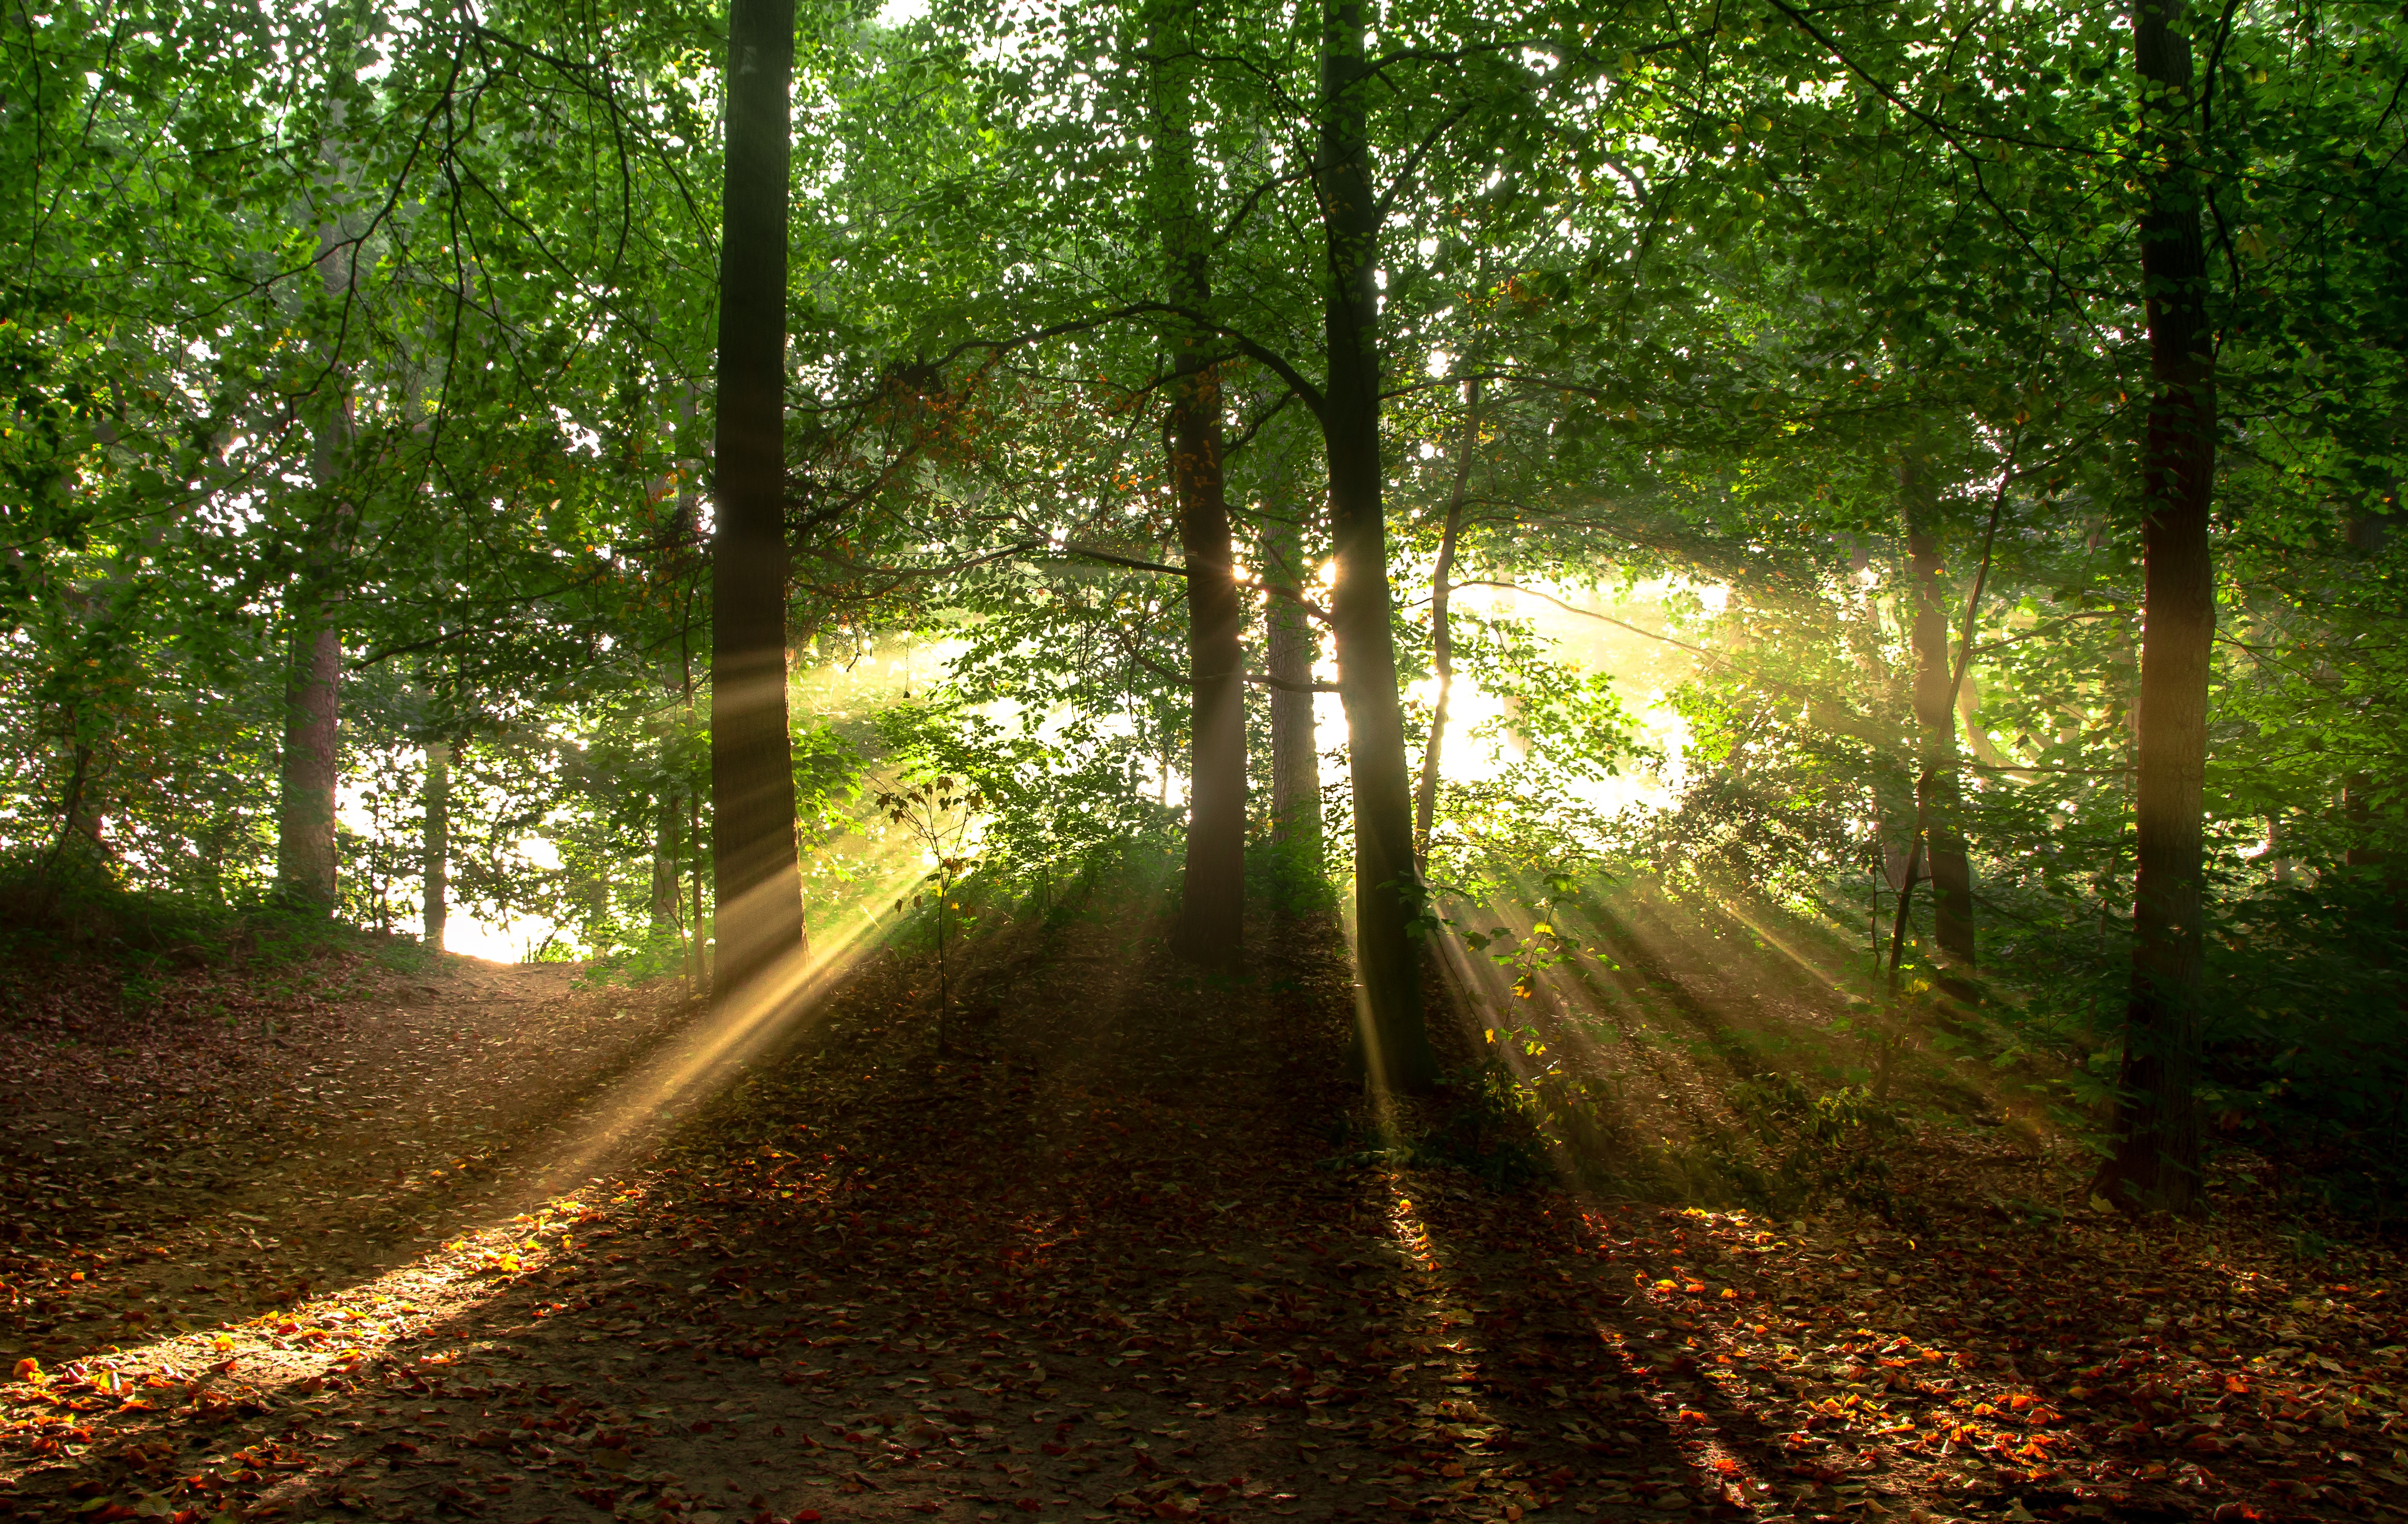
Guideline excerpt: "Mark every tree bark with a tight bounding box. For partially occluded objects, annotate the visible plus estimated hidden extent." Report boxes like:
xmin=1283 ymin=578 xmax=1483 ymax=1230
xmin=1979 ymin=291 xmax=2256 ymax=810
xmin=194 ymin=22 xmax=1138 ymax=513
xmin=1263 ymin=503 xmax=1322 ymax=852
xmin=709 ymin=0 xmax=805 ymax=1008
xmin=422 ymin=741 xmax=448 ymax=950
xmin=1414 ymin=378 xmax=1479 ymax=864
xmin=1153 ymin=0 xmax=1246 ymax=967
xmin=276 ymin=608 xmax=342 ymax=908
xmin=651 ymin=789 xmax=683 ymax=939
xmin=2100 ymin=0 xmax=2217 ymax=1216
xmin=1902 ymin=454 xmax=1976 ymax=965
xmin=275 ymin=124 xmax=359 ymax=913
xmin=1319 ymin=0 xmax=1437 ymax=1093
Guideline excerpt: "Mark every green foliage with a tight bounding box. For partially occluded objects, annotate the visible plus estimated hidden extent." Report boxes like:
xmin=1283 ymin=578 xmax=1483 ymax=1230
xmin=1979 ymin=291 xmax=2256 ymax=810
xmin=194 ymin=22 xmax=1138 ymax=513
xmin=1704 ymin=1075 xmax=1911 ymax=1222
xmin=1413 ymin=1059 xmax=1557 ymax=1191
xmin=4 ymin=0 xmax=2403 ymax=1217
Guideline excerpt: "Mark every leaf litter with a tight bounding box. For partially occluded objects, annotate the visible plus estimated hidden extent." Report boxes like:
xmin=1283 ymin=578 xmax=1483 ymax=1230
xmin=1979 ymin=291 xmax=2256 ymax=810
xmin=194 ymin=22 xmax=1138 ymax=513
xmin=0 ymin=912 xmax=2399 ymax=1524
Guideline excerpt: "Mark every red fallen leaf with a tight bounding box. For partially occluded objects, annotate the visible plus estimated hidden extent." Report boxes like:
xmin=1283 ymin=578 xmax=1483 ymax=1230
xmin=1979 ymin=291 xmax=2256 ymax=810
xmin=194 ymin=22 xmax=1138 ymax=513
xmin=1042 ymin=1441 xmax=1069 ymax=1455
xmin=691 ymin=1419 xmax=713 ymax=1433
xmin=907 ymin=1505 xmax=940 ymax=1516
xmin=1016 ymin=1500 xmax=1042 ymax=1513
xmin=1546 ymin=1467 xmax=1574 ymax=1485
xmin=791 ymin=1513 xmax=823 ymax=1522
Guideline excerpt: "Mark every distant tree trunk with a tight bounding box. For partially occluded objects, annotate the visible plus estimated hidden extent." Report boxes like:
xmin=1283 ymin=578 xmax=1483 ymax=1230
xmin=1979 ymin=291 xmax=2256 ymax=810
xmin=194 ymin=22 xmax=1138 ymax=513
xmin=709 ymin=0 xmax=804 ymax=1007
xmin=2099 ymin=0 xmax=2217 ymax=1216
xmin=1263 ymin=507 xmax=1321 ymax=854
xmin=422 ymin=741 xmax=448 ymax=950
xmin=1902 ymin=454 xmax=1976 ymax=965
xmin=1319 ymin=0 xmax=1436 ymax=1094
xmin=1841 ymin=580 xmax=1916 ymax=891
xmin=1414 ymin=378 xmax=1479 ymax=865
xmin=2262 ymin=812 xmax=2292 ymax=885
xmin=2342 ymin=774 xmax=2395 ymax=870
xmin=690 ymin=789 xmax=709 ymax=990
xmin=34 ymin=737 xmax=97 ymax=908
xmin=1153 ymin=0 xmax=1246 ymax=967
xmin=651 ymin=789 xmax=683 ymax=938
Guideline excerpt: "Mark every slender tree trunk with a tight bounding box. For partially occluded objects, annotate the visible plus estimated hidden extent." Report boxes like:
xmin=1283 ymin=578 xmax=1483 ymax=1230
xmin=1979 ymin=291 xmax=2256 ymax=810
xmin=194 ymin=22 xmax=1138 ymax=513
xmin=690 ymin=789 xmax=708 ymax=991
xmin=1902 ymin=454 xmax=1976 ymax=965
xmin=1842 ymin=586 xmax=1916 ymax=890
xmin=1414 ymin=378 xmax=1479 ymax=864
xmin=2100 ymin=0 xmax=2217 ymax=1215
xmin=1153 ymin=0 xmax=1246 ymax=966
xmin=651 ymin=789 xmax=683 ymax=938
xmin=422 ymin=741 xmax=449 ymax=950
xmin=1319 ymin=0 xmax=1436 ymax=1093
xmin=709 ymin=0 xmax=805 ymax=1007
xmin=1263 ymin=506 xmax=1322 ymax=852
xmin=34 ymin=737 xmax=96 ymax=911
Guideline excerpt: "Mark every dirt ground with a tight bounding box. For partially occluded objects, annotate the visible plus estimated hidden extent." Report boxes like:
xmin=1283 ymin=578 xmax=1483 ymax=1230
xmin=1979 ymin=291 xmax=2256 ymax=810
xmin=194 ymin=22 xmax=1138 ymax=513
xmin=0 ymin=899 xmax=2400 ymax=1524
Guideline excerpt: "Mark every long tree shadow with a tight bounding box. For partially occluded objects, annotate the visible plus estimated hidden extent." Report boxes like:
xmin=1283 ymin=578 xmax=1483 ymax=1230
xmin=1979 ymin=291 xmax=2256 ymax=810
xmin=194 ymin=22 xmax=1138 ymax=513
xmin=0 ymin=879 xmax=1812 ymax=1524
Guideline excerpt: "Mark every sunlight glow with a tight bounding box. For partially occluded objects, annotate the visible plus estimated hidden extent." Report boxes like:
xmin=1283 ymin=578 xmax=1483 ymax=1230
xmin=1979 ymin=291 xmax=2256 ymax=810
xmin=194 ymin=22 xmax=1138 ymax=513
xmin=68 ymin=889 xmax=921 ymax=1412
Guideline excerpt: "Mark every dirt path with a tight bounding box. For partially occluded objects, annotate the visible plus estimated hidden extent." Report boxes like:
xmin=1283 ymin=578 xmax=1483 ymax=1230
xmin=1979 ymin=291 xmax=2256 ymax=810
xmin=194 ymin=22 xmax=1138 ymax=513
xmin=0 ymin=909 xmax=2399 ymax=1524
xmin=0 ymin=952 xmax=712 ymax=1364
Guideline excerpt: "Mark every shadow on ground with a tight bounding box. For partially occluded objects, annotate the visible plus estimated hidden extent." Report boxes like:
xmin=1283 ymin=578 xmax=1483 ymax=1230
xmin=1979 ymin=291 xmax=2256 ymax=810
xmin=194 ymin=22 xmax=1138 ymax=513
xmin=1 ymin=879 xmax=2392 ymax=1524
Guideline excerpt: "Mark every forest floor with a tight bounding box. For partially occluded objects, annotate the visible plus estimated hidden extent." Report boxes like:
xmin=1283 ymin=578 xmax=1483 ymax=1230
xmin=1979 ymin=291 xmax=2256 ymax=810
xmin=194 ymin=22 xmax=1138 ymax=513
xmin=0 ymin=895 xmax=2401 ymax=1524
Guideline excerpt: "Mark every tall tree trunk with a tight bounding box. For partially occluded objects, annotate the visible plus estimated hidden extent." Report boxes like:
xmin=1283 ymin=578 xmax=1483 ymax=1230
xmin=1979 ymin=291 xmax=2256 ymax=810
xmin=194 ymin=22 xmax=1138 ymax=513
xmin=1414 ymin=378 xmax=1479 ymax=864
xmin=1902 ymin=454 xmax=1976 ymax=966
xmin=422 ymin=741 xmax=448 ymax=950
xmin=709 ymin=0 xmax=804 ymax=1007
xmin=1153 ymin=0 xmax=1246 ymax=967
xmin=2099 ymin=0 xmax=2217 ymax=1215
xmin=1263 ymin=504 xmax=1322 ymax=852
xmin=276 ymin=135 xmax=359 ymax=912
xmin=1319 ymin=0 xmax=1436 ymax=1093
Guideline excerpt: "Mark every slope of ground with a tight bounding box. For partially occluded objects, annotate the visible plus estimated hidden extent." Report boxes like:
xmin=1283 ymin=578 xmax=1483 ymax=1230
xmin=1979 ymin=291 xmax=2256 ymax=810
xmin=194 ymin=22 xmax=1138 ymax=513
xmin=0 ymin=899 xmax=2400 ymax=1524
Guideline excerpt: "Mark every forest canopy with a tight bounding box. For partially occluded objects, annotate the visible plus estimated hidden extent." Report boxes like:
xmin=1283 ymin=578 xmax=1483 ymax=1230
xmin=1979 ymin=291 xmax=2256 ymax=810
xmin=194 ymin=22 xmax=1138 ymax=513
xmin=5 ymin=0 xmax=2405 ymax=1227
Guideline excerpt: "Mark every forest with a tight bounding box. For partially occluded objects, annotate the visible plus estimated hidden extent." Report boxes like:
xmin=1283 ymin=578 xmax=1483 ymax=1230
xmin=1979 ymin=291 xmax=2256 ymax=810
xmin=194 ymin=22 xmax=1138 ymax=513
xmin=2 ymin=1 xmax=2405 ymax=1522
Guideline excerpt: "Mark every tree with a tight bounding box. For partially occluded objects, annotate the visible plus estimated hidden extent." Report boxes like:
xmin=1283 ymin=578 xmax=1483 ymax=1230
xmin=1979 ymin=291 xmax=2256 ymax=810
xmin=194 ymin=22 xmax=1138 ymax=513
xmin=1414 ymin=378 xmax=1480 ymax=863
xmin=710 ymin=0 xmax=806 ymax=1006
xmin=274 ymin=51 xmax=366 ymax=912
xmin=2097 ymin=0 xmax=2217 ymax=1215
xmin=1901 ymin=452 xmax=1976 ymax=967
xmin=1152 ymin=0 xmax=1247 ymax=967
xmin=1261 ymin=461 xmax=1323 ymax=861
xmin=422 ymin=741 xmax=449 ymax=949
xmin=1317 ymin=0 xmax=1436 ymax=1093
